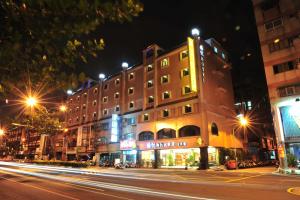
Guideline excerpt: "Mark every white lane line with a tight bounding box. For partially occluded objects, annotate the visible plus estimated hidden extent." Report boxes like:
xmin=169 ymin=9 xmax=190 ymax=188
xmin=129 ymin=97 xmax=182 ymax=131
xmin=0 ymin=166 xmax=219 ymax=200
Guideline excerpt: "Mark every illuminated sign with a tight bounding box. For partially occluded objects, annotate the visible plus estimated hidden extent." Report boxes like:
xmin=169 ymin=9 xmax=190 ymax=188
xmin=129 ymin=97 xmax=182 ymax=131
xmin=111 ymin=114 xmax=119 ymax=142
xmin=120 ymin=140 xmax=136 ymax=150
xmin=187 ymin=37 xmax=197 ymax=92
xmin=146 ymin=141 xmax=187 ymax=149
xmin=199 ymin=44 xmax=205 ymax=83
xmin=278 ymin=145 xmax=285 ymax=158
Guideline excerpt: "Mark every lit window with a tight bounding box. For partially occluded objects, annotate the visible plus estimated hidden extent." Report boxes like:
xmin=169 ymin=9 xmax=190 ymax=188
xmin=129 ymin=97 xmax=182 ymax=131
xmin=180 ymin=50 xmax=188 ymax=60
xmin=147 ymin=64 xmax=153 ymax=72
xmin=161 ymin=58 xmax=169 ymax=68
xmin=128 ymin=87 xmax=134 ymax=95
xmin=115 ymin=78 xmax=120 ymax=85
xmin=104 ymin=84 xmax=108 ymax=90
xmin=129 ymin=72 xmax=135 ymax=80
xmin=103 ymin=109 xmax=108 ymax=115
xmin=184 ymin=104 xmax=192 ymax=114
xmin=93 ymin=100 xmax=97 ymax=106
xmin=115 ymin=105 xmax=120 ymax=112
xmin=103 ymin=96 xmax=108 ymax=103
xmin=162 ymin=91 xmax=170 ymax=100
xmin=162 ymin=109 xmax=169 ymax=117
xmin=148 ymin=96 xmax=154 ymax=104
xmin=147 ymin=80 xmax=153 ymax=88
xmin=183 ymin=86 xmax=191 ymax=95
xmin=114 ymin=92 xmax=120 ymax=99
xmin=143 ymin=113 xmax=149 ymax=121
xmin=129 ymin=101 xmax=134 ymax=109
xmin=182 ymin=68 xmax=189 ymax=77
xmin=161 ymin=75 xmax=169 ymax=84
xmin=213 ymin=46 xmax=218 ymax=53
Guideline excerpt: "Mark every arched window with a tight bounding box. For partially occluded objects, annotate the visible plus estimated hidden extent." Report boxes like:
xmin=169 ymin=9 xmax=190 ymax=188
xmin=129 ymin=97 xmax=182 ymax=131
xmin=138 ymin=131 xmax=154 ymax=141
xmin=178 ymin=125 xmax=200 ymax=137
xmin=211 ymin=122 xmax=219 ymax=136
xmin=157 ymin=128 xmax=176 ymax=139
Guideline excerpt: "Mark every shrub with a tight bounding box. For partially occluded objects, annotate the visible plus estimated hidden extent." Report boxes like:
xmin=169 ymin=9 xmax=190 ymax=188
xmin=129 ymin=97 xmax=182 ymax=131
xmin=30 ymin=160 xmax=89 ymax=168
xmin=287 ymin=153 xmax=297 ymax=168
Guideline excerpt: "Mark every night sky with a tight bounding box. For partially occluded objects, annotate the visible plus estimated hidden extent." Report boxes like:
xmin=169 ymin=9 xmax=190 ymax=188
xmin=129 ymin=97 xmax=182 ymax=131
xmin=81 ymin=0 xmax=268 ymax=99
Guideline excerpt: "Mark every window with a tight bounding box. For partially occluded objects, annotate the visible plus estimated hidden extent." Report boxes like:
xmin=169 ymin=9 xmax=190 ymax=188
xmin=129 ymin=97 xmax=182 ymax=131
xmin=84 ymin=93 xmax=87 ymax=98
xmin=162 ymin=91 xmax=170 ymax=100
xmin=114 ymin=92 xmax=120 ymax=99
xmin=278 ymin=84 xmax=300 ymax=97
xmin=184 ymin=104 xmax=192 ymax=113
xmin=181 ymin=68 xmax=189 ymax=77
xmin=143 ymin=113 xmax=149 ymax=121
xmin=128 ymin=87 xmax=134 ymax=95
xmin=76 ymin=117 xmax=79 ymax=122
xmin=93 ymin=88 xmax=98 ymax=94
xmin=103 ymin=96 xmax=108 ymax=103
xmin=213 ymin=46 xmax=218 ymax=53
xmin=147 ymin=80 xmax=153 ymax=88
xmin=147 ymin=64 xmax=153 ymax=72
xmin=76 ymin=106 xmax=79 ymax=112
xmin=264 ymin=18 xmax=283 ymax=31
xmin=82 ymin=104 xmax=86 ymax=109
xmin=162 ymin=109 xmax=169 ymax=117
xmin=148 ymin=96 xmax=154 ymax=104
xmin=273 ymin=60 xmax=297 ymax=74
xmin=104 ymin=84 xmax=108 ymax=90
xmin=129 ymin=72 xmax=135 ymax=80
xmin=103 ymin=109 xmax=108 ymax=115
xmin=161 ymin=75 xmax=169 ymax=84
xmin=211 ymin=123 xmax=218 ymax=136
xmin=157 ymin=128 xmax=176 ymax=139
xmin=77 ymin=96 xmax=80 ymax=101
xmin=179 ymin=125 xmax=200 ymax=137
xmin=93 ymin=112 xmax=97 ymax=119
xmin=82 ymin=115 xmax=86 ymax=122
xmin=269 ymin=38 xmax=293 ymax=53
xmin=138 ymin=131 xmax=154 ymax=141
xmin=93 ymin=100 xmax=97 ymax=106
xmin=115 ymin=78 xmax=120 ymax=85
xmin=129 ymin=101 xmax=134 ymax=109
xmin=127 ymin=117 xmax=136 ymax=125
xmin=180 ymin=50 xmax=188 ymax=60
xmin=161 ymin=58 xmax=169 ymax=68
xmin=183 ymin=86 xmax=191 ymax=95
xmin=115 ymin=105 xmax=120 ymax=112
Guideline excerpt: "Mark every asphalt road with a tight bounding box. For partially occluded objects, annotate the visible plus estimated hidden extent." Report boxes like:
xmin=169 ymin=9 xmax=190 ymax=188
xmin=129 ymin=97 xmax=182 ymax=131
xmin=0 ymin=161 xmax=299 ymax=200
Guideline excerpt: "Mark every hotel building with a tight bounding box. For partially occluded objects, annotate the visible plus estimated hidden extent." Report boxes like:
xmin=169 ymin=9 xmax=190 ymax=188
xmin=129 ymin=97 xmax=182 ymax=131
xmin=252 ymin=0 xmax=300 ymax=170
xmin=64 ymin=32 xmax=243 ymax=169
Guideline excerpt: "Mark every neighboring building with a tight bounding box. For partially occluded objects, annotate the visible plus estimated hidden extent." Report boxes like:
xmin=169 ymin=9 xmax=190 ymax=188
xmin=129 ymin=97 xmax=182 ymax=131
xmin=64 ymin=32 xmax=243 ymax=169
xmin=252 ymin=0 xmax=300 ymax=170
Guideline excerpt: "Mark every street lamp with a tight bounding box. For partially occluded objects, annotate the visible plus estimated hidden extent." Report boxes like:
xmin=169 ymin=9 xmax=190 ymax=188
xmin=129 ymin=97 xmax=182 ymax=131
xmin=191 ymin=28 xmax=200 ymax=37
xmin=25 ymin=96 xmax=37 ymax=108
xmin=99 ymin=73 xmax=105 ymax=80
xmin=59 ymin=105 xmax=67 ymax=112
xmin=67 ymin=89 xmax=73 ymax=95
xmin=233 ymin=114 xmax=249 ymax=165
xmin=0 ymin=129 xmax=4 ymax=136
xmin=122 ymin=62 xmax=129 ymax=69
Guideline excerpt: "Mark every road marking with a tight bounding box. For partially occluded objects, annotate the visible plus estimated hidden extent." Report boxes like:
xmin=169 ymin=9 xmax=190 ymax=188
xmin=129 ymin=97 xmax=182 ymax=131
xmin=225 ymin=174 xmax=265 ymax=183
xmin=0 ymin=175 xmax=80 ymax=200
xmin=287 ymin=187 xmax=300 ymax=196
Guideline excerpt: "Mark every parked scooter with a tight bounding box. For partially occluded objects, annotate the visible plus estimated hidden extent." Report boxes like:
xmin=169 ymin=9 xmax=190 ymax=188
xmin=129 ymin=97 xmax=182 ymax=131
xmin=114 ymin=162 xmax=124 ymax=169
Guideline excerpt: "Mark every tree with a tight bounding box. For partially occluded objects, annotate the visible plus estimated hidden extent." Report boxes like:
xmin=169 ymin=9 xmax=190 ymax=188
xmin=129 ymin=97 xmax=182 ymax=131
xmin=0 ymin=0 xmax=143 ymax=97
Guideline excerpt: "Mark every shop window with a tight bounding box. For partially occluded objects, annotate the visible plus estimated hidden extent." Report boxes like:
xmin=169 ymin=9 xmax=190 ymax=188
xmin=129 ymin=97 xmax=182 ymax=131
xmin=179 ymin=125 xmax=200 ymax=137
xmin=184 ymin=104 xmax=192 ymax=113
xmin=103 ymin=96 xmax=108 ymax=103
xmin=162 ymin=91 xmax=170 ymax=100
xmin=161 ymin=75 xmax=169 ymax=84
xmin=128 ymin=87 xmax=134 ymax=95
xmin=138 ymin=131 xmax=154 ymax=141
xmin=183 ymin=86 xmax=191 ymax=95
xmin=115 ymin=78 xmax=120 ymax=85
xmin=161 ymin=58 xmax=169 ymax=68
xmin=180 ymin=50 xmax=188 ymax=60
xmin=181 ymin=68 xmax=189 ymax=77
xmin=211 ymin=122 xmax=219 ymax=136
xmin=129 ymin=72 xmax=135 ymax=80
xmin=114 ymin=92 xmax=120 ymax=99
xmin=147 ymin=64 xmax=153 ymax=72
xmin=147 ymin=80 xmax=153 ymax=88
xmin=157 ymin=128 xmax=176 ymax=139
xmin=148 ymin=96 xmax=154 ymax=104
xmin=143 ymin=113 xmax=149 ymax=121
xmin=162 ymin=109 xmax=169 ymax=118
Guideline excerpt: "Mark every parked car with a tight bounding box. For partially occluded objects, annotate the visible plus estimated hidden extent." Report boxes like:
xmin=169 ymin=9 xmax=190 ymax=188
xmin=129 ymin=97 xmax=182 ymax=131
xmin=225 ymin=160 xmax=237 ymax=170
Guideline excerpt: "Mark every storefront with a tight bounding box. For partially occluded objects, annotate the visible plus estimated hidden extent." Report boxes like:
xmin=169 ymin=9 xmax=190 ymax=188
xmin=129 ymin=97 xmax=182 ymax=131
xmin=120 ymin=139 xmax=137 ymax=164
xmin=159 ymin=148 xmax=200 ymax=167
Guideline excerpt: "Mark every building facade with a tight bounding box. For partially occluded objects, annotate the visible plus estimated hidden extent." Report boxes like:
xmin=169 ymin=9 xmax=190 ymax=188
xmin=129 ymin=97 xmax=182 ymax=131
xmin=252 ymin=0 xmax=300 ymax=169
xmin=64 ymin=34 xmax=243 ymax=169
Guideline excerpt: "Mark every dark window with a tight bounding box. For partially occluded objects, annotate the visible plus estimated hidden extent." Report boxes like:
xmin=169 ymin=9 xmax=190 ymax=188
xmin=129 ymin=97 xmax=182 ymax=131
xmin=115 ymin=79 xmax=120 ymax=85
xmin=115 ymin=106 xmax=120 ymax=112
xmin=147 ymin=80 xmax=153 ymax=88
xmin=129 ymin=102 xmax=134 ymax=108
xmin=146 ymin=49 xmax=154 ymax=58
xmin=143 ymin=114 xmax=149 ymax=121
xmin=104 ymin=84 xmax=108 ymax=90
xmin=273 ymin=60 xmax=297 ymax=74
xmin=157 ymin=128 xmax=176 ymax=139
xmin=147 ymin=64 xmax=153 ymax=72
xmin=148 ymin=96 xmax=154 ymax=103
xmin=128 ymin=87 xmax=134 ymax=94
xmin=182 ymin=68 xmax=189 ymax=76
xmin=180 ymin=50 xmax=188 ymax=60
xmin=129 ymin=73 xmax=134 ymax=80
xmin=211 ymin=123 xmax=219 ymax=136
xmin=184 ymin=105 xmax=192 ymax=113
xmin=115 ymin=92 xmax=120 ymax=99
xmin=161 ymin=75 xmax=169 ymax=83
xmin=162 ymin=109 xmax=169 ymax=117
xmin=139 ymin=131 xmax=154 ymax=141
xmin=264 ymin=17 xmax=282 ymax=31
xmin=183 ymin=86 xmax=191 ymax=94
xmin=163 ymin=92 xmax=170 ymax=99
xmin=179 ymin=125 xmax=200 ymax=137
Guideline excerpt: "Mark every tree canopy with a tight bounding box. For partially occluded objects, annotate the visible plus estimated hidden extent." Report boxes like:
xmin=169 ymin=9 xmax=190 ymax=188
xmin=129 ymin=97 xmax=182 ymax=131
xmin=0 ymin=0 xmax=143 ymax=97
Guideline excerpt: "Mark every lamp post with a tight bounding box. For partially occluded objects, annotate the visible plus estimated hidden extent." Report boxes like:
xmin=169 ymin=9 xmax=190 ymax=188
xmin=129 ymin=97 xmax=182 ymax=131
xmin=233 ymin=114 xmax=249 ymax=164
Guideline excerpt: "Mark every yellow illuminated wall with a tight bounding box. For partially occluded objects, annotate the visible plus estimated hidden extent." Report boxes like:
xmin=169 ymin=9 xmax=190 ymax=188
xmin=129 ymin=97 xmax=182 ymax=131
xmin=187 ymin=37 xmax=197 ymax=92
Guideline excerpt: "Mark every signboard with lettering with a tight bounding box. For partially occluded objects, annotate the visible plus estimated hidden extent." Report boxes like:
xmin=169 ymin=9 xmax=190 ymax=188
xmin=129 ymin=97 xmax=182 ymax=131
xmin=138 ymin=137 xmax=201 ymax=150
xmin=111 ymin=114 xmax=119 ymax=142
xmin=120 ymin=139 xmax=136 ymax=150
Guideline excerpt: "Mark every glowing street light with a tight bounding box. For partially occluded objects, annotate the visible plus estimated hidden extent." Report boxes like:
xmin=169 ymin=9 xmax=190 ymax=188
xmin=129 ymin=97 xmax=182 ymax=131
xmin=99 ymin=73 xmax=105 ymax=80
xmin=191 ymin=28 xmax=200 ymax=37
xmin=25 ymin=96 xmax=37 ymax=108
xmin=67 ymin=89 xmax=73 ymax=95
xmin=0 ymin=129 xmax=4 ymax=136
xmin=59 ymin=105 xmax=67 ymax=112
xmin=239 ymin=116 xmax=248 ymax=127
xmin=122 ymin=62 xmax=129 ymax=69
